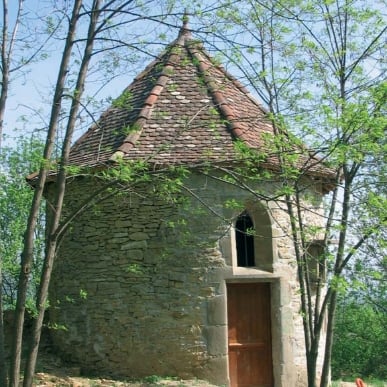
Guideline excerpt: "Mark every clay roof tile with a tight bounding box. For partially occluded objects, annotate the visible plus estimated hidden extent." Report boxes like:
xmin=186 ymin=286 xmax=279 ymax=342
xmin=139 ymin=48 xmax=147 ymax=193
xmin=66 ymin=17 xmax=336 ymax=192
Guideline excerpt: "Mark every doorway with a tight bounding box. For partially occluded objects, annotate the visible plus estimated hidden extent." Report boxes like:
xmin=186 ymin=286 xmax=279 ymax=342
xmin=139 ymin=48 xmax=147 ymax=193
xmin=227 ymin=282 xmax=273 ymax=387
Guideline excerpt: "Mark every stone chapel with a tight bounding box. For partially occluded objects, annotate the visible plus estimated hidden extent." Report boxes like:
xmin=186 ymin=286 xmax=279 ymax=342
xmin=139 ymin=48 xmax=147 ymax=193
xmin=45 ymin=20 xmax=336 ymax=387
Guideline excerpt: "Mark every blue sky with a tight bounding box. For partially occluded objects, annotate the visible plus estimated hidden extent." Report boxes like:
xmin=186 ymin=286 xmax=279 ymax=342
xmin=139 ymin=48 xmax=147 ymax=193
xmin=2 ymin=1 xmax=185 ymax=148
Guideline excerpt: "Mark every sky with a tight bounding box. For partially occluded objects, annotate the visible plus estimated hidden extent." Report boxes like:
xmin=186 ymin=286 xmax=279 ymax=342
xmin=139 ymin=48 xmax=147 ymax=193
xmin=2 ymin=0 xmax=187 ymax=148
xmin=2 ymin=0 xmax=386 ymax=151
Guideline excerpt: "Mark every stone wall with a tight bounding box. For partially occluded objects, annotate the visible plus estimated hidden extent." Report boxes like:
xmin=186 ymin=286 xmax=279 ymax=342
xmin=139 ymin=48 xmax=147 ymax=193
xmin=47 ymin=172 xmax=327 ymax=386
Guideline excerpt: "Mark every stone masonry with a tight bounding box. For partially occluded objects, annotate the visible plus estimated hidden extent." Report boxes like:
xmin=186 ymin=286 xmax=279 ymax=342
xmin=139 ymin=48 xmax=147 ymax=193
xmin=48 ymin=172 xmax=327 ymax=386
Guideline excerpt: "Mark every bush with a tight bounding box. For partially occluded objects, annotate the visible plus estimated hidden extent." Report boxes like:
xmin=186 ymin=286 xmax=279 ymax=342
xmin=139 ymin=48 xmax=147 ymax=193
xmin=332 ymin=300 xmax=387 ymax=379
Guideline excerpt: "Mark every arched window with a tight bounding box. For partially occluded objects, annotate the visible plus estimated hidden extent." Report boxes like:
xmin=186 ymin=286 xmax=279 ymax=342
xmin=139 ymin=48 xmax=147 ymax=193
xmin=235 ymin=211 xmax=255 ymax=267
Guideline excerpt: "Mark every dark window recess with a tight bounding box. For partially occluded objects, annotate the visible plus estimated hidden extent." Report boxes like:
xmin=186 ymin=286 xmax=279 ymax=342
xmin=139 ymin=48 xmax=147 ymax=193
xmin=235 ymin=211 xmax=255 ymax=267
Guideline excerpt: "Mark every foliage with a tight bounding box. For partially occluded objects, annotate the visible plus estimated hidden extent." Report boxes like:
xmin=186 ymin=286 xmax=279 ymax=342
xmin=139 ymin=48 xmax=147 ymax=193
xmin=332 ymin=238 xmax=387 ymax=380
xmin=3 ymin=2 xmax=191 ymax=386
xmin=0 ymin=1 xmax=384 ymax=386
xmin=200 ymin=1 xmax=387 ymax=386
xmin=332 ymin=299 xmax=387 ymax=379
xmin=0 ymin=137 xmax=45 ymax=310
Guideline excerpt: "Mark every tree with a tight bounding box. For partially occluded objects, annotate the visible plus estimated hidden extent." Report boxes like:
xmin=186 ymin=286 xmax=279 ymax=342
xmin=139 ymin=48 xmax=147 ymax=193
xmin=198 ymin=1 xmax=386 ymax=386
xmin=0 ymin=1 xmax=57 ymax=384
xmin=0 ymin=0 xmax=23 ymax=152
xmin=2 ymin=1 xmax=385 ymax=386
xmin=332 ymin=298 xmax=387 ymax=380
xmin=0 ymin=137 xmax=45 ymax=309
xmin=5 ymin=1 xmax=184 ymax=386
xmin=0 ymin=136 xmax=45 ymax=386
xmin=332 ymin=218 xmax=387 ymax=379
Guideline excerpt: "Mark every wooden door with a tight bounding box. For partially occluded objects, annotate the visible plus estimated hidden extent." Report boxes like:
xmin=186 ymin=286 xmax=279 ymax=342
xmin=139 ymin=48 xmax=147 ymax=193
xmin=227 ymin=283 xmax=273 ymax=387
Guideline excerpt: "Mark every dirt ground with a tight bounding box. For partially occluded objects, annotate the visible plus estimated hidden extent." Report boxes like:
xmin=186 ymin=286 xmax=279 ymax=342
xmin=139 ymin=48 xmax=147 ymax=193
xmin=2 ymin=313 xmax=216 ymax=387
xmin=31 ymin=349 xmax=381 ymax=387
xmin=3 ymin=313 xmax=379 ymax=387
xmin=20 ymin=350 xmax=382 ymax=387
xmin=30 ymin=347 xmax=218 ymax=387
xmin=13 ymin=352 xmax=218 ymax=387
xmin=32 ymin=373 xmax=217 ymax=387
xmin=30 ymin=347 xmax=366 ymax=387
xmin=20 ymin=346 xmax=377 ymax=387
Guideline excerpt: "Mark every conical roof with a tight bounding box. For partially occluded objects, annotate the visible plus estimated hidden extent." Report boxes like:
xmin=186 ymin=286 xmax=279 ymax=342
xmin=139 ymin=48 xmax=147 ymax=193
xmin=68 ymin=20 xmax=336 ymax=189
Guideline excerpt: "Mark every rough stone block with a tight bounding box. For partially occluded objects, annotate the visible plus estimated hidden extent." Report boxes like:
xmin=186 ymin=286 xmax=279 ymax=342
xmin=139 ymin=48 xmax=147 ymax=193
xmin=115 ymin=220 xmax=132 ymax=227
xmin=120 ymin=240 xmax=147 ymax=250
xmin=129 ymin=232 xmax=149 ymax=241
xmin=195 ymin=355 xmax=229 ymax=386
xmin=203 ymin=325 xmax=227 ymax=356
xmin=207 ymin=295 xmax=226 ymax=325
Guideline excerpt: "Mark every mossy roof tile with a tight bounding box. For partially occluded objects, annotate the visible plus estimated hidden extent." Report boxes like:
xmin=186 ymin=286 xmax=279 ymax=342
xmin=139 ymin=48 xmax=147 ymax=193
xmin=66 ymin=22 xmax=336 ymax=190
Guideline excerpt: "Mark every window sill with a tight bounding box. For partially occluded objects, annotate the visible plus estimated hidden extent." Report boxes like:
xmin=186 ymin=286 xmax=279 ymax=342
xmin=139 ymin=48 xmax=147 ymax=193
xmin=230 ymin=266 xmax=277 ymax=278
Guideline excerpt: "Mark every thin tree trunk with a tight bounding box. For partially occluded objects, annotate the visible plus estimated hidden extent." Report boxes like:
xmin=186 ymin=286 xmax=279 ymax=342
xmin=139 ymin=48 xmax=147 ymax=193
xmin=286 ymin=197 xmax=316 ymax=386
xmin=22 ymin=2 xmax=101 ymax=385
xmin=307 ymin=348 xmax=318 ymax=387
xmin=0 ymin=275 xmax=6 ymax=387
xmin=8 ymin=2 xmax=82 ymax=385
xmin=0 ymin=0 xmax=22 ymax=385
xmin=0 ymin=0 xmax=10 ymax=152
xmin=320 ymin=290 xmax=337 ymax=387
xmin=0 ymin=0 xmax=11 ymax=377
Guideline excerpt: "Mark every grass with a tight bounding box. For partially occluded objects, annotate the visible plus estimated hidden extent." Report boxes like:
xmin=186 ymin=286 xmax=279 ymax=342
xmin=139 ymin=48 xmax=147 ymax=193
xmin=142 ymin=375 xmax=177 ymax=384
xmin=332 ymin=379 xmax=386 ymax=387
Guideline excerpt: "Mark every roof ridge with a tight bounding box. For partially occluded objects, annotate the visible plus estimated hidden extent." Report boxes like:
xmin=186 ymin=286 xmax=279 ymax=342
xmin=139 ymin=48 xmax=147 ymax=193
xmin=187 ymin=45 xmax=250 ymax=143
xmin=125 ymin=17 xmax=193 ymax=91
xmin=111 ymin=45 xmax=192 ymax=161
xmin=198 ymin=49 xmax=269 ymax=115
xmin=177 ymin=10 xmax=192 ymax=42
xmin=110 ymin=15 xmax=197 ymax=161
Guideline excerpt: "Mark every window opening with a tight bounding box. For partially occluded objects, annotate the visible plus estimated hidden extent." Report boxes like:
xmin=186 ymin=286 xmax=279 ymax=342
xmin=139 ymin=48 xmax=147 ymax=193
xmin=235 ymin=211 xmax=255 ymax=267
